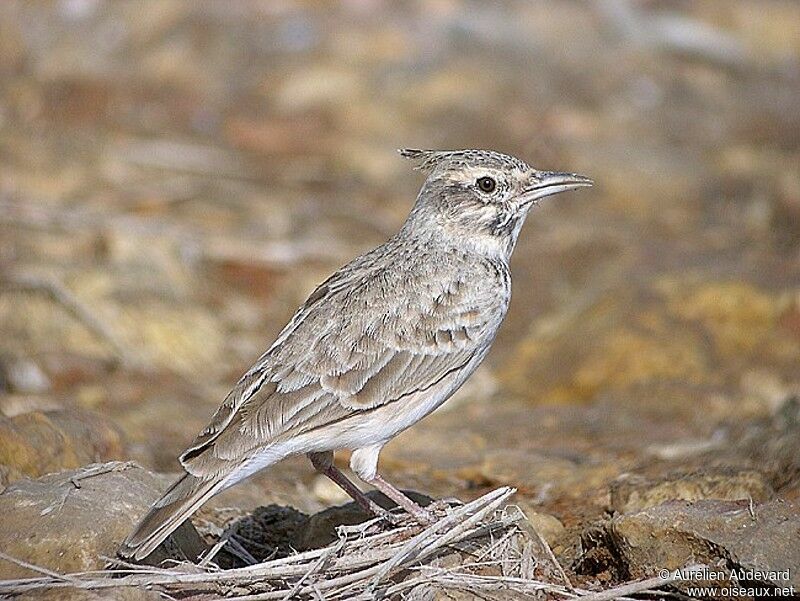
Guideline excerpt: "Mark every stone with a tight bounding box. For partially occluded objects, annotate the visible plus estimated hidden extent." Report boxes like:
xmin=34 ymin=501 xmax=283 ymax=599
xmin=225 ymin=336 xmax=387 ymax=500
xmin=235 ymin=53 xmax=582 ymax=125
xmin=610 ymin=468 xmax=774 ymax=514
xmin=0 ymin=410 xmax=125 ymax=484
xmin=0 ymin=462 xmax=206 ymax=579
xmin=732 ymin=396 xmax=800 ymax=493
xmin=217 ymin=504 xmax=309 ymax=566
xmin=607 ymin=499 xmax=799 ymax=589
xmin=476 ymin=449 xmax=622 ymax=503
xmin=0 ymin=356 xmax=51 ymax=393
xmin=522 ymin=510 xmax=566 ymax=548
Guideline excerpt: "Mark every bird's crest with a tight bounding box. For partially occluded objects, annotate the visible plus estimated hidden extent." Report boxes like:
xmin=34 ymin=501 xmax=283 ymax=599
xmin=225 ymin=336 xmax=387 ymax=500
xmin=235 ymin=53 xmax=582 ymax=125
xmin=398 ymin=148 xmax=529 ymax=173
xmin=398 ymin=148 xmax=446 ymax=172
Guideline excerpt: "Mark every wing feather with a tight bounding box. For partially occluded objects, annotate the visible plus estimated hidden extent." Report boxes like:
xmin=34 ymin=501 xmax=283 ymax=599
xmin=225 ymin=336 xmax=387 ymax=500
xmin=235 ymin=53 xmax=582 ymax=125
xmin=179 ymin=247 xmax=509 ymax=477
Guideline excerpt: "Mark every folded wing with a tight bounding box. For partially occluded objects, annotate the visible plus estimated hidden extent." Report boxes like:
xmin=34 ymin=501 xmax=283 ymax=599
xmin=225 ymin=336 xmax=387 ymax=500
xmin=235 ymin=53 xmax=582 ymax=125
xmin=179 ymin=248 xmax=508 ymax=478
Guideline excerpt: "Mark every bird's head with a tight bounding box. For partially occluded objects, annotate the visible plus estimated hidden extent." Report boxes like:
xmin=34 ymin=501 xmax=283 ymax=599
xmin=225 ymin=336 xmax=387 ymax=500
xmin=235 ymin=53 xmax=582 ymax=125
xmin=399 ymin=148 xmax=592 ymax=257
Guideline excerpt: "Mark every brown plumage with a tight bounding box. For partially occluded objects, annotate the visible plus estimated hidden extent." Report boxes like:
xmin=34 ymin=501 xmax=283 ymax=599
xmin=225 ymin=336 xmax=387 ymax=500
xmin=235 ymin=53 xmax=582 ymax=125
xmin=120 ymin=149 xmax=591 ymax=560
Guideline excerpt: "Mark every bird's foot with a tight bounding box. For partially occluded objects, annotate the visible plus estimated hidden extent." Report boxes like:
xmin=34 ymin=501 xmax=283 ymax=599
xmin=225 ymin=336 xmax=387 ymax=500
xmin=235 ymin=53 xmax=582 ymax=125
xmin=405 ymin=503 xmax=436 ymax=526
xmin=351 ymin=494 xmax=402 ymax=527
xmin=363 ymin=496 xmax=458 ymax=529
xmin=373 ymin=506 xmax=404 ymax=526
xmin=370 ymin=501 xmax=432 ymax=528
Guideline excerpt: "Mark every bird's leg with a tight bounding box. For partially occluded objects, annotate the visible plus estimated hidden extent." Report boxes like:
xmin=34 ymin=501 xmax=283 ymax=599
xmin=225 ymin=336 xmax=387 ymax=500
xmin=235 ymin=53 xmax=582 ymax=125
xmin=350 ymin=445 xmax=435 ymax=525
xmin=364 ymin=474 xmax=435 ymax=524
xmin=307 ymin=451 xmax=397 ymax=522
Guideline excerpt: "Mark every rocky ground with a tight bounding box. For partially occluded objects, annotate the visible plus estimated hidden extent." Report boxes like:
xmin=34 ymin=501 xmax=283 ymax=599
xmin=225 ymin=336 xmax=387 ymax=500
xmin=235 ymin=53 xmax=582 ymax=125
xmin=0 ymin=1 xmax=799 ymax=599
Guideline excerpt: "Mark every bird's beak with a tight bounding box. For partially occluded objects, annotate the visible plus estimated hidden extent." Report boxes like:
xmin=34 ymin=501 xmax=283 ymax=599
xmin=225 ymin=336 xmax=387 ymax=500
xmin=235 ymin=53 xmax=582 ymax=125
xmin=519 ymin=171 xmax=593 ymax=208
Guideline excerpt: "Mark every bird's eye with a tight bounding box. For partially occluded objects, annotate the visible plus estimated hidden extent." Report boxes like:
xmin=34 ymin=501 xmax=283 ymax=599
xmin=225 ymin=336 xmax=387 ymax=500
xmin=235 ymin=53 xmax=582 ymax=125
xmin=477 ymin=176 xmax=496 ymax=193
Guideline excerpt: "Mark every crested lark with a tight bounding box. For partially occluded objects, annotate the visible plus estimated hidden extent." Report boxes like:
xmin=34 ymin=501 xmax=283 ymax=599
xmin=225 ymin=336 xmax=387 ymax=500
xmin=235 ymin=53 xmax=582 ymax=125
xmin=120 ymin=148 xmax=591 ymax=560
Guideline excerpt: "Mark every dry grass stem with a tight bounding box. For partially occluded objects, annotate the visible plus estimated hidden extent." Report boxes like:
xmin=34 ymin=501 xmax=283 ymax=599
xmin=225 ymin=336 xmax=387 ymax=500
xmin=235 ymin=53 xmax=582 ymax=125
xmin=0 ymin=488 xmax=684 ymax=600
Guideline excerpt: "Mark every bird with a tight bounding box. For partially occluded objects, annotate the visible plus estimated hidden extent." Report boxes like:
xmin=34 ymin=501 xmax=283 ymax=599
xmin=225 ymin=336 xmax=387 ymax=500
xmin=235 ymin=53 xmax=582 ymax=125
xmin=119 ymin=148 xmax=592 ymax=561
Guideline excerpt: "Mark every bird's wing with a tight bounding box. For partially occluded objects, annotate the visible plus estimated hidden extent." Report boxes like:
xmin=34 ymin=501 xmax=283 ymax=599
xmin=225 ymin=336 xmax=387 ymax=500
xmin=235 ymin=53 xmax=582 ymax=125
xmin=179 ymin=249 xmax=509 ymax=477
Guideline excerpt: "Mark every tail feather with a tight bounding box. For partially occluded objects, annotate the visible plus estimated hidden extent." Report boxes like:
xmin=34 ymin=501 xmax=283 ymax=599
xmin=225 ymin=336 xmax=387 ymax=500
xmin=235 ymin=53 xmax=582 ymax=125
xmin=119 ymin=473 xmax=224 ymax=561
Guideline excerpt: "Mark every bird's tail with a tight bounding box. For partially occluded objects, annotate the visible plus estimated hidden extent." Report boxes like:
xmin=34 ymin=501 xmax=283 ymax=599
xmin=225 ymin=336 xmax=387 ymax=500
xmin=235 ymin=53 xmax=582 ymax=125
xmin=119 ymin=472 xmax=225 ymax=561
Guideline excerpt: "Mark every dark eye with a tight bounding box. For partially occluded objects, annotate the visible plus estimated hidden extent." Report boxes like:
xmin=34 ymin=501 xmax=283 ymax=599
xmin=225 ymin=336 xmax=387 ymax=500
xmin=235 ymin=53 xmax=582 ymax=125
xmin=477 ymin=176 xmax=496 ymax=193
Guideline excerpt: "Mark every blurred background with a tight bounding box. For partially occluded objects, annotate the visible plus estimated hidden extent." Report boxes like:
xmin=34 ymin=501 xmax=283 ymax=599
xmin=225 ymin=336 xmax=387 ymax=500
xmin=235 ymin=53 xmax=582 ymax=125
xmin=1 ymin=0 xmax=799 ymax=570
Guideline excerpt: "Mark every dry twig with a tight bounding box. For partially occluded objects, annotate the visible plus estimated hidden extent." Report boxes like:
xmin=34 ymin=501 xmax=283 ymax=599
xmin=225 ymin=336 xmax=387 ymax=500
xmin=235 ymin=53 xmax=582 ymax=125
xmin=0 ymin=488 xmax=687 ymax=600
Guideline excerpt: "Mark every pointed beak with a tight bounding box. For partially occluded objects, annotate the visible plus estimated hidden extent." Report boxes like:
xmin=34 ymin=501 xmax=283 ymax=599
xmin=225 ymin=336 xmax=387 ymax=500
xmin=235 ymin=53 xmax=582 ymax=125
xmin=519 ymin=171 xmax=593 ymax=207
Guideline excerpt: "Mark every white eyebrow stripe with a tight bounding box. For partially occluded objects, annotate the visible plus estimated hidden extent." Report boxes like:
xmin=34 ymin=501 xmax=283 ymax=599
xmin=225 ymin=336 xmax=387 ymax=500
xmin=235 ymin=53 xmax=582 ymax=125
xmin=443 ymin=165 xmax=507 ymax=184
